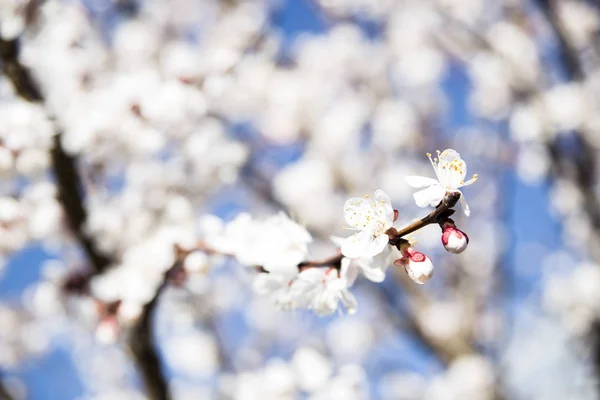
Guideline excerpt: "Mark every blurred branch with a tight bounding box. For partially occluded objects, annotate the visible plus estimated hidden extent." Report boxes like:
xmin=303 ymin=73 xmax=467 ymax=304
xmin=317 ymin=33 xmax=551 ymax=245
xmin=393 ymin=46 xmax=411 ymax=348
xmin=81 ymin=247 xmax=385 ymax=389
xmin=377 ymin=278 xmax=467 ymax=366
xmin=128 ymin=254 xmax=183 ymax=400
xmin=378 ymin=274 xmax=506 ymax=400
xmin=50 ymin=138 xmax=113 ymax=273
xmin=0 ymin=374 xmax=15 ymax=400
xmin=535 ymin=0 xmax=600 ymax=259
xmin=0 ymin=38 xmax=42 ymax=101
xmin=0 ymin=37 xmax=112 ymax=274
xmin=128 ymin=245 xmax=233 ymax=400
xmin=536 ymin=0 xmax=585 ymax=80
xmin=0 ymin=37 xmax=170 ymax=399
xmin=535 ymin=0 xmax=600 ymax=390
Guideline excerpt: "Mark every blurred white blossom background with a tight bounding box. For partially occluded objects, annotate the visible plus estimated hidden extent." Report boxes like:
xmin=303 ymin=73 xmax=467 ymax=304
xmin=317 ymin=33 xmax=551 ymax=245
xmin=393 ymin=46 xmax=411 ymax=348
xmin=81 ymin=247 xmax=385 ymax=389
xmin=0 ymin=0 xmax=599 ymax=399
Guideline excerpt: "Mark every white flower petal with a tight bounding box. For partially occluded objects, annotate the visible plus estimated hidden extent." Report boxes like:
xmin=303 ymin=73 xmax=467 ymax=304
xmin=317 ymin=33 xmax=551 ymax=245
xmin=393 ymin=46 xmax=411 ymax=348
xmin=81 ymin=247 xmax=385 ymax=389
xmin=446 ymin=162 xmax=466 ymax=186
xmin=405 ymin=257 xmax=434 ymax=284
xmin=326 ymin=278 xmax=346 ymax=292
xmin=405 ymin=175 xmax=439 ymax=188
xmin=341 ymin=230 xmax=373 ymax=258
xmin=373 ymin=189 xmax=394 ymax=222
xmin=438 ymin=149 xmax=461 ymax=164
xmin=330 ymin=236 xmax=346 ymax=248
xmin=340 ymin=290 xmax=357 ymax=315
xmin=413 ymin=185 xmax=446 ymax=208
xmin=326 ymin=295 xmax=339 ymax=313
xmin=253 ymin=273 xmax=286 ymax=295
xmin=437 ymin=149 xmax=467 ymax=188
xmin=343 ymin=197 xmax=376 ymax=229
xmin=460 ymin=193 xmax=471 ymax=217
xmin=364 ymin=234 xmax=390 ymax=258
xmin=359 ymin=265 xmax=386 ymax=282
xmin=341 ymin=258 xmax=359 ymax=287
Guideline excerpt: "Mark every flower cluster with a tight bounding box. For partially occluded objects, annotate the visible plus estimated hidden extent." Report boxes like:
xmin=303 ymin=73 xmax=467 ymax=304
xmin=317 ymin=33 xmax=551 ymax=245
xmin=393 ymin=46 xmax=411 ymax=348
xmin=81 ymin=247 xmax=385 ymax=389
xmin=215 ymin=149 xmax=477 ymax=316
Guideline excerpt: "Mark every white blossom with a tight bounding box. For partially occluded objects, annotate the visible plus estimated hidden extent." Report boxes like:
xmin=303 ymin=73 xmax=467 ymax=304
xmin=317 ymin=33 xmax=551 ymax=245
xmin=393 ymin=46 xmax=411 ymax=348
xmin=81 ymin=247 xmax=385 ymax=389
xmin=406 ymin=149 xmax=477 ymax=216
xmin=292 ymin=347 xmax=333 ymax=392
xmin=331 ymin=236 xmax=399 ymax=282
xmin=293 ymin=260 xmax=358 ymax=316
xmin=341 ymin=190 xmax=394 ymax=259
xmin=183 ymin=251 xmax=209 ymax=273
xmin=218 ymin=212 xmax=312 ymax=274
xmin=252 ymin=272 xmax=296 ymax=310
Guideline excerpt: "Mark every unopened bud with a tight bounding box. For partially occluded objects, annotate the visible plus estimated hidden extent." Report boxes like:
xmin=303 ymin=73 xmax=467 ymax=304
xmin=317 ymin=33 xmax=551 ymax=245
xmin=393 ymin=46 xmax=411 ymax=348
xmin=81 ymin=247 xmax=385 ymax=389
xmin=393 ymin=210 xmax=399 ymax=222
xmin=395 ymin=245 xmax=434 ymax=284
xmin=441 ymin=221 xmax=469 ymax=254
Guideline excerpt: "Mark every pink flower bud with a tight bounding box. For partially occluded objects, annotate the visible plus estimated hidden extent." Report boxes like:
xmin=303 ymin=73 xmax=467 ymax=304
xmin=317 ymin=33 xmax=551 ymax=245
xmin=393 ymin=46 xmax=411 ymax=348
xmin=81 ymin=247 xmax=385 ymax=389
xmin=441 ymin=222 xmax=469 ymax=254
xmin=395 ymin=246 xmax=434 ymax=284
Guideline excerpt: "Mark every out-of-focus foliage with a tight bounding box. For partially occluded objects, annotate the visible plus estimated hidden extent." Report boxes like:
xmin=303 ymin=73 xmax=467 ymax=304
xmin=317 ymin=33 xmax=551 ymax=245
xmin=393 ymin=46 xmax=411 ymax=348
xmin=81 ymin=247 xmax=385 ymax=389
xmin=0 ymin=0 xmax=600 ymax=399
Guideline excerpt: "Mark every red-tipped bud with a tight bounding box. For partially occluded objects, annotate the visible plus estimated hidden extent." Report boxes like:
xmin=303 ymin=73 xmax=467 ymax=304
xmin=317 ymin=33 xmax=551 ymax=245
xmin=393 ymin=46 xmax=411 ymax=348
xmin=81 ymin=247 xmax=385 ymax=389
xmin=395 ymin=244 xmax=434 ymax=284
xmin=441 ymin=221 xmax=469 ymax=254
xmin=393 ymin=210 xmax=399 ymax=222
